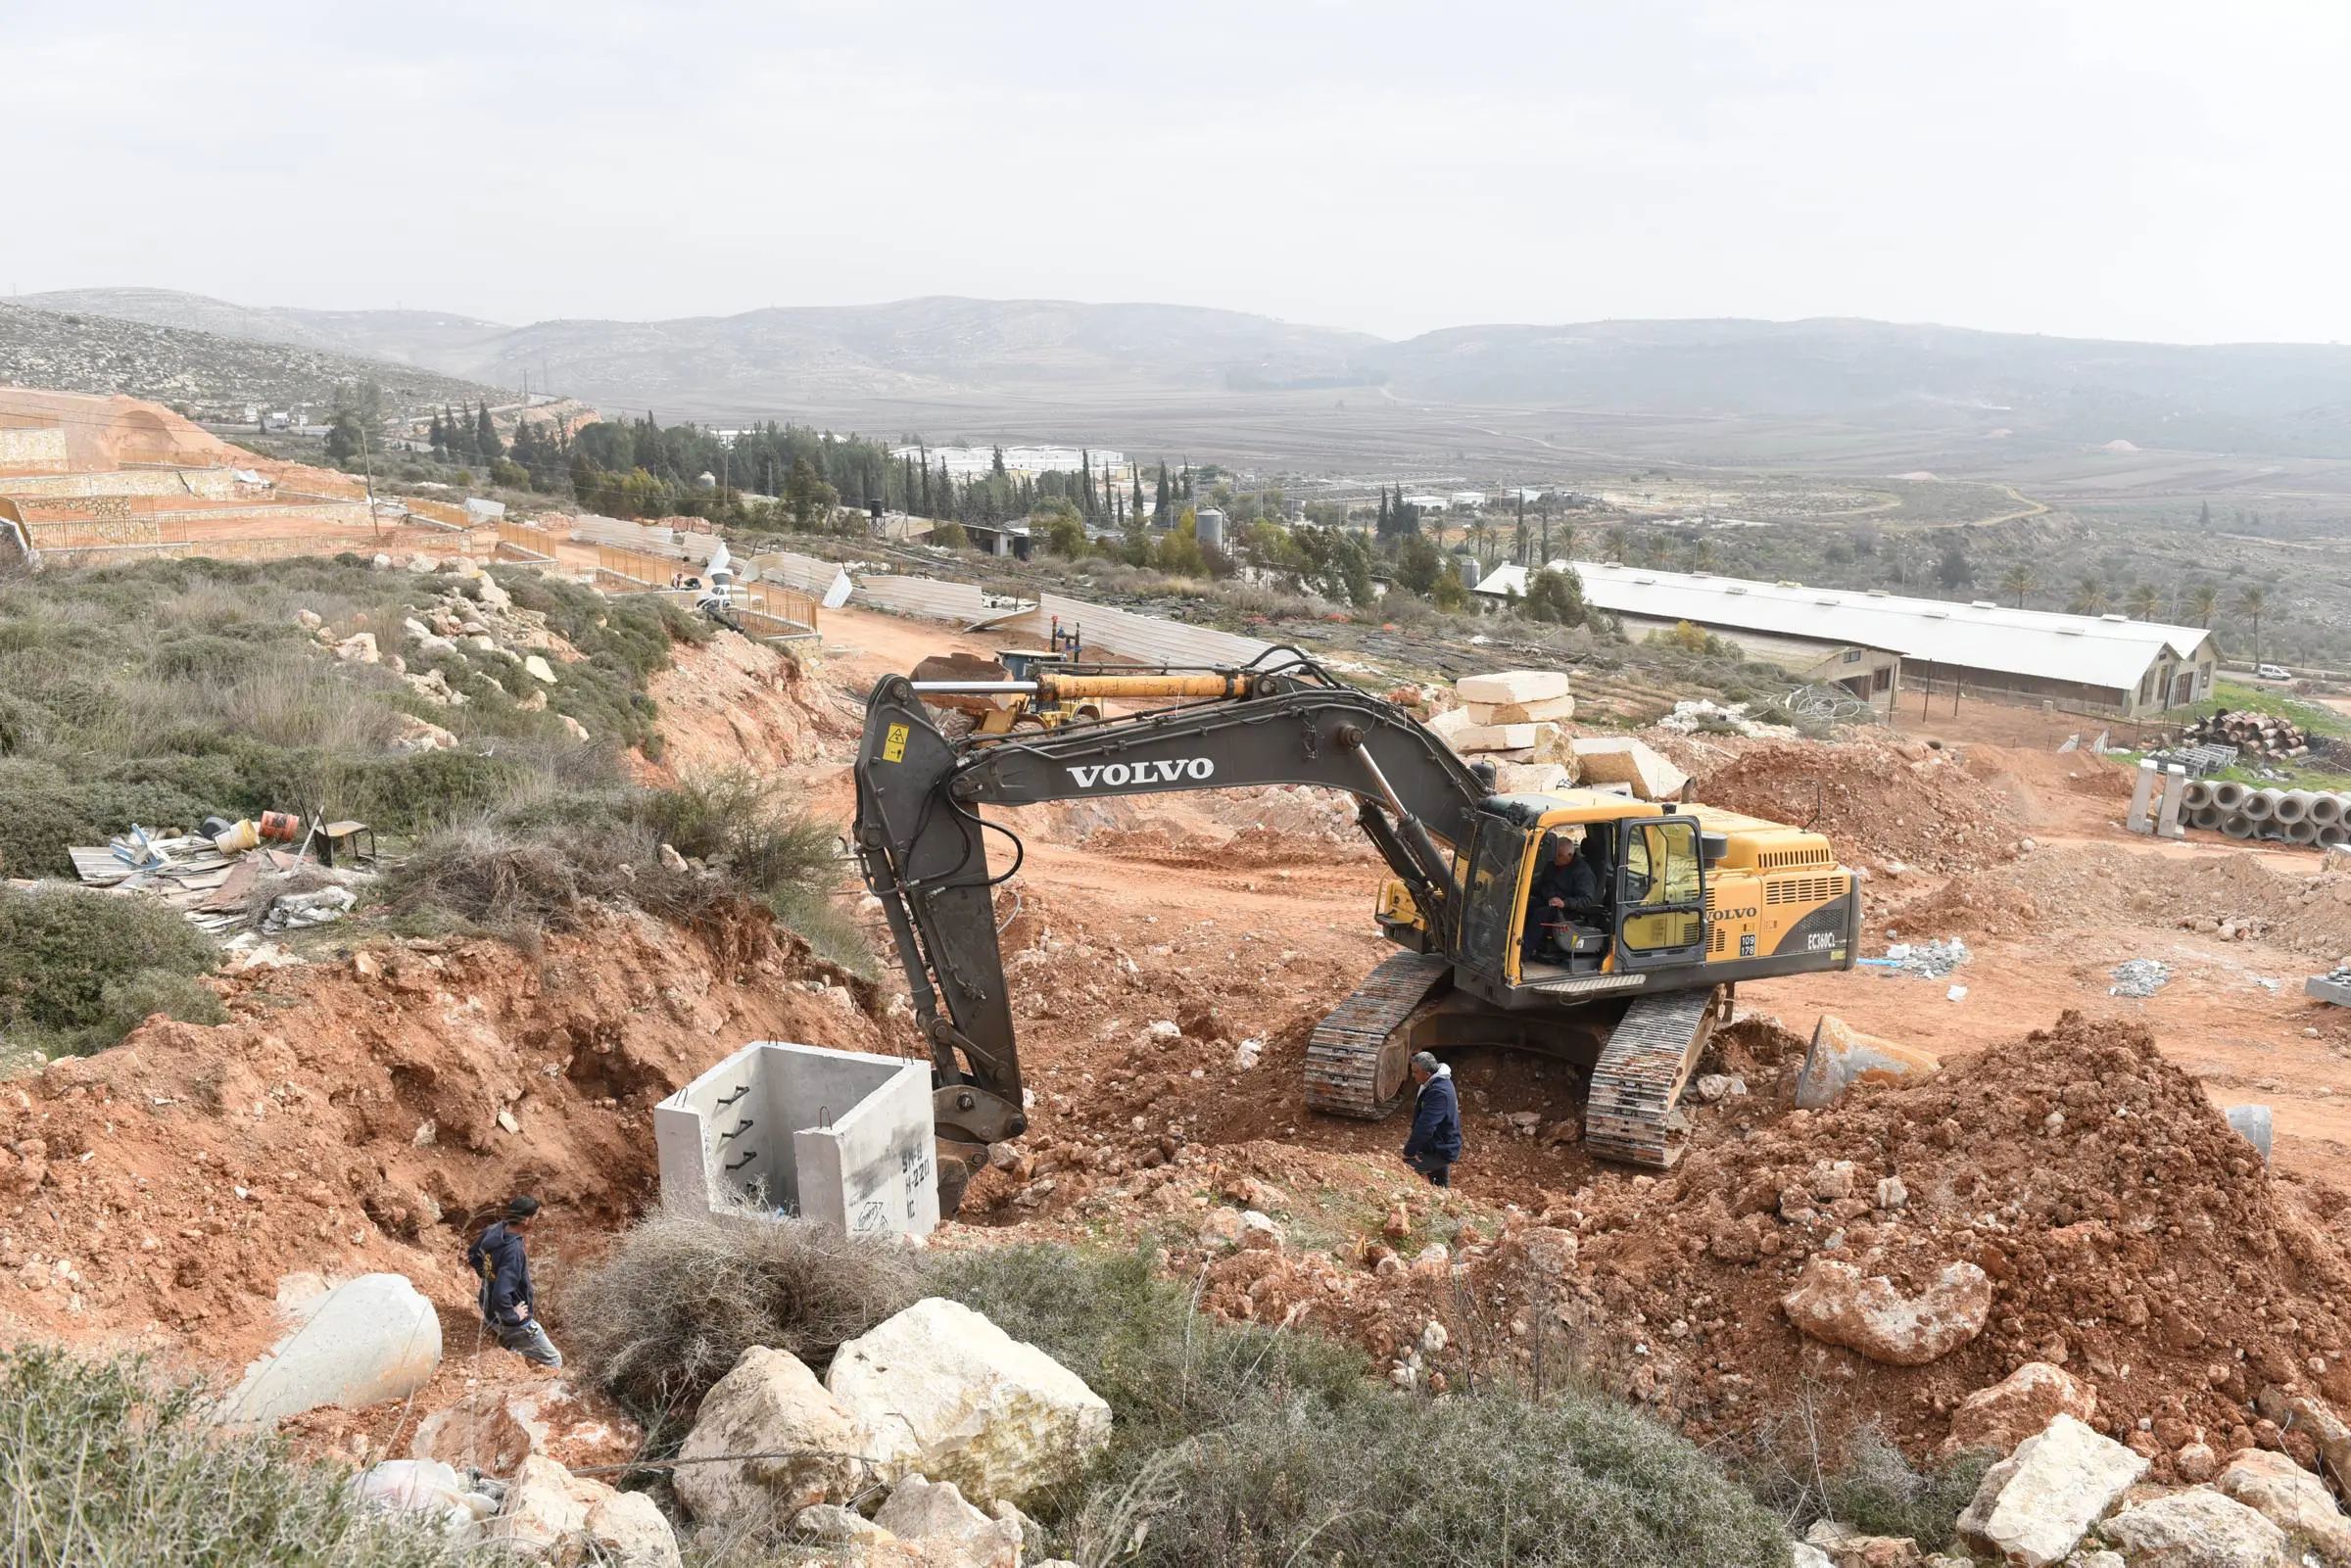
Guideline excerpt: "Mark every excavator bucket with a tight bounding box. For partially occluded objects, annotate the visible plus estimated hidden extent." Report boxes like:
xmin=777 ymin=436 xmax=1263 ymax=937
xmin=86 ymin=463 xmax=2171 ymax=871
xmin=1793 ymin=1014 xmax=1939 ymax=1109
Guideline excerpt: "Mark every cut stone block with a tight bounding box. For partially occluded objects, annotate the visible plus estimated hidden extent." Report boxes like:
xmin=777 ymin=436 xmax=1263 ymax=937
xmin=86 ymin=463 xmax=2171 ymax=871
xmin=1457 ymin=669 xmax=1570 ymax=705
xmin=1570 ymin=736 xmax=1690 ymax=801
xmin=1424 ymin=706 xmax=1475 ymax=742
xmin=1451 ymin=721 xmax=1539 ymax=753
xmin=218 ymin=1273 xmax=441 ymax=1427
xmin=1490 ymin=763 xmax=1575 ymax=795
xmin=1465 ymin=692 xmax=1577 ymax=725
xmin=656 ymin=1040 xmax=937 ymax=1239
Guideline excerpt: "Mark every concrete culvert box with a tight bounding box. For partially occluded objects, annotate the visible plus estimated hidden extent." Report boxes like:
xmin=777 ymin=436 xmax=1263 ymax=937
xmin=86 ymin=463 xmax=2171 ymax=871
xmin=655 ymin=1041 xmax=938 ymax=1239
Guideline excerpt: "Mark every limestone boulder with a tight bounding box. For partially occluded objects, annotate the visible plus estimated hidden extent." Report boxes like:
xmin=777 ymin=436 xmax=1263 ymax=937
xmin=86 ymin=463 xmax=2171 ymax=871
xmin=484 ymin=1453 xmax=680 ymax=1566
xmin=586 ymin=1492 xmax=683 ymax=1568
xmin=674 ymin=1346 xmax=864 ymax=1528
xmin=523 ymin=653 xmax=557 ymax=684
xmin=336 ymin=631 xmax=380 ymax=664
xmin=217 ymin=1273 xmax=440 ymax=1427
xmin=1782 ymin=1259 xmax=1991 ymax=1366
xmin=1956 ymin=1413 xmax=2147 ymax=1567
xmin=1943 ymin=1361 xmax=2097 ymax=1457
xmin=2104 ymin=1487 xmax=2288 ymax=1568
xmin=871 ymin=1475 xmax=1021 ymax=1568
xmin=2217 ymin=1449 xmax=2351 ymax=1565
xmin=2254 ymin=1385 xmax=2351 ymax=1492
xmin=827 ymin=1297 xmax=1112 ymax=1506
xmin=1802 ymin=1519 xmax=1924 ymax=1566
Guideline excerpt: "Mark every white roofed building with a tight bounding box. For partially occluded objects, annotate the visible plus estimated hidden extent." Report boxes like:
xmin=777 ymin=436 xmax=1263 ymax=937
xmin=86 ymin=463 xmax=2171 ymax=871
xmin=1474 ymin=560 xmax=2218 ymax=718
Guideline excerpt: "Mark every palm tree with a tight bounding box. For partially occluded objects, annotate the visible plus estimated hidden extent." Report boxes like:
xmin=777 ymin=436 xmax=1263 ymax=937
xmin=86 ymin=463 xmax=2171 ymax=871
xmin=2068 ymin=575 xmax=2109 ymax=615
xmin=2185 ymin=583 xmax=2219 ymax=627
xmin=2126 ymin=582 xmax=2163 ymax=621
xmin=1999 ymin=562 xmax=2037 ymax=608
xmin=2236 ymin=586 xmax=2269 ymax=664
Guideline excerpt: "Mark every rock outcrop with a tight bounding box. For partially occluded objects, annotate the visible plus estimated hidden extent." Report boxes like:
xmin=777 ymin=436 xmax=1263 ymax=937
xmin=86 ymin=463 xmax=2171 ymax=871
xmin=828 ymin=1298 xmax=1112 ymax=1506
xmin=488 ymin=1453 xmax=682 ymax=1566
xmin=1782 ymin=1259 xmax=1991 ymax=1366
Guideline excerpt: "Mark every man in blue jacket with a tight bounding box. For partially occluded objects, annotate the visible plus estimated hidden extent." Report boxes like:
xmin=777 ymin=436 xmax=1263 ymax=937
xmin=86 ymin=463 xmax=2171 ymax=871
xmin=1401 ymin=1051 xmax=1463 ymax=1187
xmin=468 ymin=1195 xmax=561 ymax=1366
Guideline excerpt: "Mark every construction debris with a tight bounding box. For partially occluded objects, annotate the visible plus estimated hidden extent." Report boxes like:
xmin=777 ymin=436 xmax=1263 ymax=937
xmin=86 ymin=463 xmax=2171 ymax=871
xmin=1869 ymin=937 xmax=1970 ymax=978
xmin=2107 ymin=958 xmax=2173 ymax=998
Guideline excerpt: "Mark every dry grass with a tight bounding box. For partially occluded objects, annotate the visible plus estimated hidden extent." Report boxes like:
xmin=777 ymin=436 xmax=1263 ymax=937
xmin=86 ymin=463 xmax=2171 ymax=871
xmin=559 ymin=1212 xmax=922 ymax=1429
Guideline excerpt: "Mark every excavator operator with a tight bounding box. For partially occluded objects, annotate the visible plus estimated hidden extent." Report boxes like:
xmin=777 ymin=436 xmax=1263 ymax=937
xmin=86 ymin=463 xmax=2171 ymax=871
xmin=1524 ymin=830 xmax=1606 ymax=964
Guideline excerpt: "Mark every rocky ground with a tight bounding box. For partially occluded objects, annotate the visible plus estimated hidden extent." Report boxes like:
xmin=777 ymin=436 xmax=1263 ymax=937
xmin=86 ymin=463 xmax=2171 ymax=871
xmin=12 ymin=596 xmax=2351 ymax=1564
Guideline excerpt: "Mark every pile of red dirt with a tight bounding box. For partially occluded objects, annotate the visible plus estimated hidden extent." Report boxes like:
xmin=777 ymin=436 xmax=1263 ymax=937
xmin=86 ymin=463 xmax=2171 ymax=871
xmin=1491 ymin=1011 xmax=2351 ymax=1477
xmin=1690 ymin=738 xmax=2025 ymax=874
xmin=0 ymin=905 xmax=894 ymax=1366
xmin=1880 ymin=840 xmax=2351 ymax=960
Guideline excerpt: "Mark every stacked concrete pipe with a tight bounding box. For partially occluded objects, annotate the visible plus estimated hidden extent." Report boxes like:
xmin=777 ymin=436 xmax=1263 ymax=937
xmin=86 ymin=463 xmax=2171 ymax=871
xmin=2185 ymin=780 xmax=2351 ymax=847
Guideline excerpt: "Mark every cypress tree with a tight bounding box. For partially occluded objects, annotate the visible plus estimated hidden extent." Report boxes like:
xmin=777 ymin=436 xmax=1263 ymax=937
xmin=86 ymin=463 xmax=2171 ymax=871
xmin=476 ymin=404 xmax=503 ymax=463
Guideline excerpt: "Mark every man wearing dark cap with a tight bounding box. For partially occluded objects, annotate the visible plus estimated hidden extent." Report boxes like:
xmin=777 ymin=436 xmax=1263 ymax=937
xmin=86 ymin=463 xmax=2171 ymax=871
xmin=468 ymin=1196 xmax=560 ymax=1366
xmin=1400 ymin=1051 xmax=1462 ymax=1187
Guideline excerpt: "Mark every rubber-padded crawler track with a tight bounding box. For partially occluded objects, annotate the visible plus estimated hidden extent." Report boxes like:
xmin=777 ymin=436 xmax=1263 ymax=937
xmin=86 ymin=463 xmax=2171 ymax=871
xmin=1304 ymin=952 xmax=1453 ymax=1118
xmin=1583 ymin=987 xmax=1725 ymax=1167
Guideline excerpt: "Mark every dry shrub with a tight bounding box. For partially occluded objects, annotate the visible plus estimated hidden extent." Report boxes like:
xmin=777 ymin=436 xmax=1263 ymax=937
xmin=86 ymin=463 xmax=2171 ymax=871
xmin=560 ymin=1212 xmax=922 ymax=1426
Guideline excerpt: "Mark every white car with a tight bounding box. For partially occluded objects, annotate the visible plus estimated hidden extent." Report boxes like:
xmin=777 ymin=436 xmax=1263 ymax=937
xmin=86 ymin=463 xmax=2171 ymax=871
xmin=2256 ymin=664 xmax=2291 ymax=681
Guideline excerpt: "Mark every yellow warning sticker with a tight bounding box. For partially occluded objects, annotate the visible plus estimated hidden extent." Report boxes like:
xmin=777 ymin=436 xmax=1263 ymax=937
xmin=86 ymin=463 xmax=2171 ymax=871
xmin=882 ymin=722 xmax=909 ymax=763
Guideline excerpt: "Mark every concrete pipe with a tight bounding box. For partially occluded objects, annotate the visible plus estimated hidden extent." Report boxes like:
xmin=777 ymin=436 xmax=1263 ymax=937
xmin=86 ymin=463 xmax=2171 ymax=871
xmin=2183 ymin=780 xmax=2216 ymax=811
xmin=2311 ymin=793 xmax=2346 ymax=827
xmin=2223 ymin=813 xmax=2259 ymax=839
xmin=2276 ymin=790 xmax=2316 ymax=824
xmin=2320 ymin=822 xmax=2351 ymax=848
xmin=2285 ymin=818 xmax=2322 ymax=844
xmin=2241 ymin=788 xmax=2280 ymax=822
xmin=2211 ymin=780 xmax=2250 ymax=811
xmin=2191 ymin=804 xmax=2226 ymax=831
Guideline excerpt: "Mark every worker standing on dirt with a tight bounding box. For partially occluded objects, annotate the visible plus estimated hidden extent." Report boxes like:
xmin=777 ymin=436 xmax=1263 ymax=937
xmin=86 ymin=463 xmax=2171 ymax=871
xmin=469 ymin=1196 xmax=561 ymax=1367
xmin=1401 ymin=1052 xmax=1462 ymax=1187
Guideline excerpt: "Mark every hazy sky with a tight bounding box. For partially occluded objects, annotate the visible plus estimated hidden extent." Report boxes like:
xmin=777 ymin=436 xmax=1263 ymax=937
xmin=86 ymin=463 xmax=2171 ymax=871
xmin=9 ymin=2 xmax=2349 ymax=344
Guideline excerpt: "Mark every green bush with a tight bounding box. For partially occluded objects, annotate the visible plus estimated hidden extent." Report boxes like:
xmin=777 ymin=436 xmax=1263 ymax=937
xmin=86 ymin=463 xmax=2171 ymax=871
xmin=928 ymin=1247 xmax=1792 ymax=1568
xmin=0 ymin=885 xmax=222 ymax=1057
xmin=0 ymin=1346 xmax=459 ymax=1566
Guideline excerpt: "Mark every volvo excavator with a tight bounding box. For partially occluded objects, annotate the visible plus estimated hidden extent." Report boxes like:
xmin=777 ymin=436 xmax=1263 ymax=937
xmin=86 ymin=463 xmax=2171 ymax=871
xmin=851 ymin=651 xmax=1860 ymax=1212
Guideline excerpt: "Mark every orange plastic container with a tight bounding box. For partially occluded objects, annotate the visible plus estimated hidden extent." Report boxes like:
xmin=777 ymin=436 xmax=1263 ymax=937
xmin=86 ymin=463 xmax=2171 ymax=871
xmin=259 ymin=811 xmax=303 ymax=843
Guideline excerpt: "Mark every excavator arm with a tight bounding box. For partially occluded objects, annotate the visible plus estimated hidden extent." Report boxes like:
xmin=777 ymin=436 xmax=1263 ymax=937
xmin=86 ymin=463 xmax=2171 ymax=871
xmin=851 ymin=655 xmax=1490 ymax=1207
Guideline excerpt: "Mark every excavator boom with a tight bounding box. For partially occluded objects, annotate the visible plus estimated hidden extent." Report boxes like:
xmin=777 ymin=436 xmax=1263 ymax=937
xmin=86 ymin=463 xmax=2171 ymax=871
xmin=852 ymin=655 xmax=1487 ymax=1202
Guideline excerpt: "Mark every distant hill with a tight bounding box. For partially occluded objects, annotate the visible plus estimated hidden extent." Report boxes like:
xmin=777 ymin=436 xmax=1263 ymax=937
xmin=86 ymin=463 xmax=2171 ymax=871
xmin=0 ymin=299 xmax=513 ymax=425
xmin=30 ymin=288 xmax=2351 ymax=460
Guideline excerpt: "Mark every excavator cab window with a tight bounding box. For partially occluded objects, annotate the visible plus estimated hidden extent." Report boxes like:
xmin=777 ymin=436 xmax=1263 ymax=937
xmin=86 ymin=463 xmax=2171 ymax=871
xmin=1457 ymin=816 xmax=1530 ymax=979
xmin=1616 ymin=817 xmax=1706 ymax=963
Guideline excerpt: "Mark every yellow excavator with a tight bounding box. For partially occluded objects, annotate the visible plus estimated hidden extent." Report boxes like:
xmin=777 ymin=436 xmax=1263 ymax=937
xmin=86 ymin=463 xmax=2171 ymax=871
xmin=852 ymin=651 xmax=1858 ymax=1211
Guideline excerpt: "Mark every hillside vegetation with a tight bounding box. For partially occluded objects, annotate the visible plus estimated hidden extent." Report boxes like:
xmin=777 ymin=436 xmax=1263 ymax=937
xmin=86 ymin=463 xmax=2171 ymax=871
xmin=0 ymin=556 xmax=846 ymax=1064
